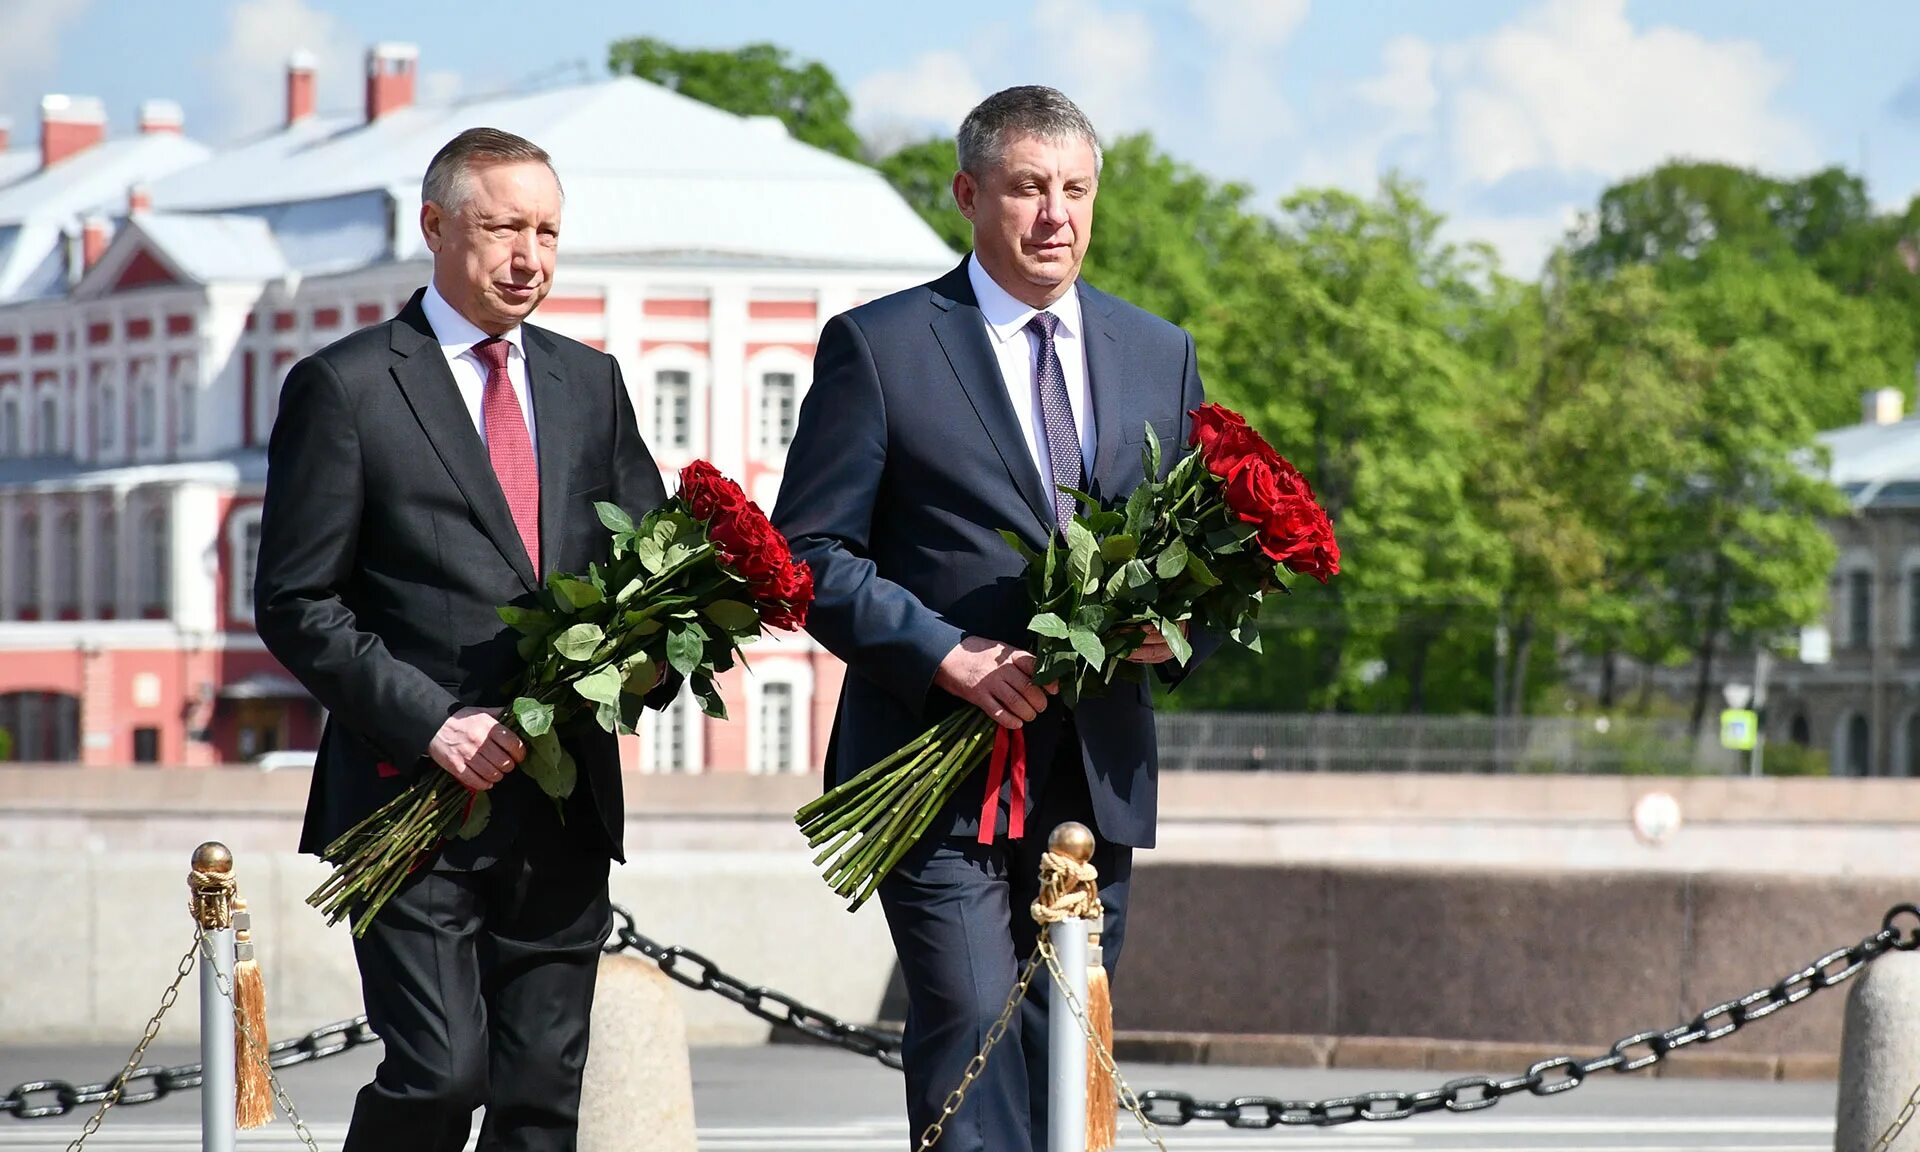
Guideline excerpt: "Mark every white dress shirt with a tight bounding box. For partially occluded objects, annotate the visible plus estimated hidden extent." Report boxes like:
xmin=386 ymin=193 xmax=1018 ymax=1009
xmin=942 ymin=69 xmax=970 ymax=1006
xmin=967 ymin=254 xmax=1095 ymax=494
xmin=420 ymin=282 xmax=538 ymax=467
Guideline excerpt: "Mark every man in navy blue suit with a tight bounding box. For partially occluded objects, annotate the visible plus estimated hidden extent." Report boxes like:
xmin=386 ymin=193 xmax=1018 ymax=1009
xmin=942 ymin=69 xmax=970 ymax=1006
xmin=772 ymin=86 xmax=1210 ymax=1151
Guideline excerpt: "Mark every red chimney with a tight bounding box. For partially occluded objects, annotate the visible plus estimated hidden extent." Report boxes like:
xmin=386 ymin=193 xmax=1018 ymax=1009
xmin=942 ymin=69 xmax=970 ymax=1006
xmin=287 ymin=50 xmax=317 ymax=126
xmin=40 ymin=95 xmax=106 ymax=168
xmin=365 ymin=43 xmax=418 ymax=123
xmin=137 ymin=100 xmax=183 ymax=135
xmin=82 ymin=217 xmax=109 ymax=270
xmin=128 ymin=184 xmax=151 ymax=215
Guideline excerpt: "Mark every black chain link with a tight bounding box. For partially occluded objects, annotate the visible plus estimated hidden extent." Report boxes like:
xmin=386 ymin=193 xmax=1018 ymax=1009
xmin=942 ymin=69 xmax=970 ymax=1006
xmin=1133 ymin=902 xmax=1920 ymax=1128
xmin=2 ymin=1017 xmax=381 ymax=1120
xmin=604 ymin=904 xmax=905 ymax=1069
xmin=12 ymin=900 xmax=1918 ymax=1127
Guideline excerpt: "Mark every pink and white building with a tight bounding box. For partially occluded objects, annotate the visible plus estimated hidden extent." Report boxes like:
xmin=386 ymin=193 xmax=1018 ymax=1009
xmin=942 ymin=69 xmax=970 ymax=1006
xmin=0 ymin=43 xmax=956 ymax=770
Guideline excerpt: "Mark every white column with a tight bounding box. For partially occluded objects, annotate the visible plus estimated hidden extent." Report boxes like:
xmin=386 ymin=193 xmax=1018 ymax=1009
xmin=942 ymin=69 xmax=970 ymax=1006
xmin=33 ymin=494 xmax=52 ymax=620
xmin=113 ymin=486 xmax=134 ymax=618
xmin=0 ymin=493 xmax=14 ymax=619
xmin=171 ymin=483 xmax=221 ymax=631
xmin=78 ymin=490 xmax=98 ymax=619
xmin=707 ymin=283 xmax=747 ymax=480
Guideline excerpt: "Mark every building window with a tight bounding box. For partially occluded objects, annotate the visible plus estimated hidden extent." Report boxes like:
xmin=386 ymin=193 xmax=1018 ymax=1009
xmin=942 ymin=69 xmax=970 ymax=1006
xmin=0 ymin=395 xmax=18 ymax=455
xmin=1848 ymin=570 xmax=1872 ymax=651
xmin=172 ymin=354 xmax=197 ymax=448
xmin=755 ymin=681 xmax=797 ymax=774
xmin=1906 ymin=712 xmax=1920 ymax=778
xmin=133 ymin=727 xmax=160 ymax=764
xmin=654 ymin=369 xmax=692 ymax=452
xmin=17 ymin=511 xmax=39 ymax=615
xmin=1844 ymin=713 xmax=1872 ymax=776
xmin=141 ymin=505 xmax=169 ymax=614
xmin=133 ymin=360 xmax=159 ymax=450
xmin=1789 ymin=713 xmax=1811 ymax=746
xmin=97 ymin=505 xmax=117 ymax=615
xmin=36 ymin=393 xmax=58 ymax=454
xmin=92 ymin=363 xmax=117 ymax=451
xmin=229 ymin=510 xmax=262 ymax=623
xmin=647 ymin=685 xmax=701 ymax=774
xmin=759 ymin=372 xmax=797 ymax=454
xmin=55 ymin=512 xmax=78 ymax=616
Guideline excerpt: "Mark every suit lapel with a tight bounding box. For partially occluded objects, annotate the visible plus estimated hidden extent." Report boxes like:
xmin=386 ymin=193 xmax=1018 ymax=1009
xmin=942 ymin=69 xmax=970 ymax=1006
xmin=927 ymin=263 xmax=1054 ymax=543
xmin=1078 ymin=283 xmax=1131 ymax=502
xmin=387 ymin=294 xmax=539 ymax=593
xmin=525 ymin=325 xmax=571 ymax=582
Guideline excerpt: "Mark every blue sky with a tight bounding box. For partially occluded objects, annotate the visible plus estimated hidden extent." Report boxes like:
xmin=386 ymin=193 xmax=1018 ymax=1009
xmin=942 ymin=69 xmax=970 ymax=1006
xmin=6 ymin=0 xmax=1920 ymax=276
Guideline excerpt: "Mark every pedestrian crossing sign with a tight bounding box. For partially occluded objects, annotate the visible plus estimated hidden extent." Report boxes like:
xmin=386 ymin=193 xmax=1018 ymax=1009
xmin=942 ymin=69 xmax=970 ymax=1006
xmin=1720 ymin=708 xmax=1758 ymax=751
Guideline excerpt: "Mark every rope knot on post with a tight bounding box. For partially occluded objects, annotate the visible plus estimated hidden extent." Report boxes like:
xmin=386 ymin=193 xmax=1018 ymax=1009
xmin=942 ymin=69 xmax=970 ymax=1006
xmin=188 ymin=842 xmax=236 ymax=932
xmin=1031 ymin=848 xmax=1101 ymax=927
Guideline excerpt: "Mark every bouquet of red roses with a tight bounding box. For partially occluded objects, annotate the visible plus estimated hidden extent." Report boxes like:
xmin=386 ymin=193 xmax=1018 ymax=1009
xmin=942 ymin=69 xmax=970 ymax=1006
xmin=795 ymin=404 xmax=1336 ymax=909
xmin=309 ymin=461 xmax=813 ymax=934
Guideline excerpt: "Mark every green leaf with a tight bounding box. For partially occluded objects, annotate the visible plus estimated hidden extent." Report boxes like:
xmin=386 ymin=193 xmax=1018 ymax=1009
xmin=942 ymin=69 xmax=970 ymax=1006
xmin=1100 ymin=535 xmax=1138 ymax=564
xmin=1066 ymin=519 xmax=1097 ymax=568
xmin=1143 ymin=419 xmax=1163 ymax=476
xmin=1186 ymin=553 xmax=1223 ymax=588
xmin=516 ymin=633 xmax=546 ymax=663
xmin=703 ymin=599 xmax=760 ymax=633
xmin=522 ymin=729 xmax=576 ymax=800
xmin=636 ymin=536 xmax=666 ymax=574
xmin=691 ymin=675 xmax=728 ymax=719
xmin=667 ymin=625 xmax=706 ymax=677
xmin=1028 ymin=612 xmax=1070 ymax=639
xmin=553 ymin=623 xmax=605 ymax=662
xmin=551 ymin=576 xmax=603 ymax=610
xmin=496 ymin=605 xmax=553 ymax=636
xmin=1232 ymin=617 xmax=1263 ymax=653
xmin=1067 ymin=627 xmax=1106 ymax=669
xmin=511 ymin=696 xmax=553 ymax=738
xmin=1060 ymin=486 xmax=1100 ymax=514
xmin=623 ymin=613 xmax=665 ymax=636
xmin=1158 ymin=615 xmax=1194 ymax=665
xmin=1122 ymin=559 xmax=1153 ymax=590
xmin=455 ymin=790 xmax=492 ymax=839
xmin=621 ymin=654 xmax=658 ymax=696
xmin=595 ymin=501 xmax=636 ymax=535
xmin=573 ymin=664 xmax=624 ymax=706
xmin=613 ymin=577 xmax=646 ymax=604
xmin=998 ymin=529 xmax=1038 ymax=564
xmin=1155 ymin=540 xmax=1190 ymax=581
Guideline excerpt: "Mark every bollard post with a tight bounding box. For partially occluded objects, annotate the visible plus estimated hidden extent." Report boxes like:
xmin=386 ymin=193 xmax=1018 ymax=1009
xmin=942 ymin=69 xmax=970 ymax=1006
xmin=1046 ymin=822 xmax=1096 ymax=1152
xmin=189 ymin=842 xmax=237 ymax=1152
xmin=1836 ymin=948 xmax=1920 ymax=1152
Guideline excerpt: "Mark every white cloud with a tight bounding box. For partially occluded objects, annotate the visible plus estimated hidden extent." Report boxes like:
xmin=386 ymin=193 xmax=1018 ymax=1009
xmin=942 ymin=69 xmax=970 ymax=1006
xmin=207 ymin=0 xmax=362 ymax=139
xmin=1028 ymin=0 xmax=1159 ymax=132
xmin=0 ymin=0 xmax=93 ymax=117
xmin=1188 ymin=0 xmax=1310 ymax=144
xmin=421 ymin=70 xmax=465 ymax=107
xmin=852 ymin=50 xmax=985 ymax=147
xmin=1445 ymin=208 xmax=1580 ymax=280
xmin=1435 ymin=0 xmax=1814 ymax=186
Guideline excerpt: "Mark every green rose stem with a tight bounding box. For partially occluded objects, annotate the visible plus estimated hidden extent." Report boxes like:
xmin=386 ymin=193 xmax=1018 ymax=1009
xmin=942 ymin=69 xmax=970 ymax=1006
xmin=842 ymin=716 xmax=995 ymax=910
xmin=828 ymin=713 xmax=994 ymax=897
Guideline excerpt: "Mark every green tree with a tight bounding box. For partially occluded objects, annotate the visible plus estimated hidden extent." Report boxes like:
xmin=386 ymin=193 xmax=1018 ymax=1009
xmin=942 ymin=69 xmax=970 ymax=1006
xmin=873 ymin=138 xmax=973 ymax=252
xmin=607 ymin=37 xmax=863 ymax=160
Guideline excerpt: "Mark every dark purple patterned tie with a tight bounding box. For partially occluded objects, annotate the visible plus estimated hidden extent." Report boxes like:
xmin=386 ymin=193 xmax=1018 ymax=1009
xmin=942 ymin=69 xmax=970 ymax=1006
xmin=1026 ymin=311 xmax=1084 ymax=533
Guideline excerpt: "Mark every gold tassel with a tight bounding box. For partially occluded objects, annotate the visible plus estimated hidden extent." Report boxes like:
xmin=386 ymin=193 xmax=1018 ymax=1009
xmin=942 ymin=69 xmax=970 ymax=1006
xmin=1085 ymin=921 xmax=1116 ymax=1152
xmin=232 ymin=897 xmax=275 ymax=1129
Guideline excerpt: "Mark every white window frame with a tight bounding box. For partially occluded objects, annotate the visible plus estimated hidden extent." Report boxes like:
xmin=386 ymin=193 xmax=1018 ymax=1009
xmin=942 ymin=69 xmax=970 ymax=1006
xmin=140 ymin=498 xmax=170 ymax=614
xmin=636 ymin=347 xmax=707 ymax=464
xmin=91 ymin=361 xmax=118 ymax=457
xmin=641 ymin=682 xmax=706 ymax=774
xmin=32 ymin=378 xmax=61 ymax=455
xmin=170 ymin=352 xmax=198 ymax=450
xmin=747 ymin=347 xmax=811 ymax=462
xmin=16 ymin=506 xmax=40 ymax=613
xmin=53 ymin=507 xmax=79 ymax=617
xmin=1836 ymin=549 xmax=1875 ymax=653
xmin=747 ymin=659 xmax=813 ymax=776
xmin=0 ymin=379 xmax=22 ymax=457
xmin=131 ymin=358 xmax=160 ymax=453
xmin=227 ymin=505 xmax=263 ymax=624
xmin=96 ymin=501 xmax=120 ymax=616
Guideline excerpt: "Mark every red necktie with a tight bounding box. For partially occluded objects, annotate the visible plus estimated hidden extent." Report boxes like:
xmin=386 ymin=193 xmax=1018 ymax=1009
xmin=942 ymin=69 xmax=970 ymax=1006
xmin=473 ymin=338 xmax=540 ymax=573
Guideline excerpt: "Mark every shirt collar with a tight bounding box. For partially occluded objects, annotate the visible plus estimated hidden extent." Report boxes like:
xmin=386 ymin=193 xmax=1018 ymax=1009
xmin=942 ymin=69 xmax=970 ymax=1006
xmin=966 ymin=253 xmax=1081 ymax=346
xmin=422 ymin=281 xmax=525 ymax=360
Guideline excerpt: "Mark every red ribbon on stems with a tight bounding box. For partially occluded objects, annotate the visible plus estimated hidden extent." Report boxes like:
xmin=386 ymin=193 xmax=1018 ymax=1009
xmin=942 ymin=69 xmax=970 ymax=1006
xmin=976 ymin=726 xmax=1028 ymax=845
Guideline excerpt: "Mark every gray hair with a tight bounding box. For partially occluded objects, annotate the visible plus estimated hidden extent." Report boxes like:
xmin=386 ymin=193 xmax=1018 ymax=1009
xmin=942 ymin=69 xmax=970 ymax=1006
xmin=956 ymin=86 xmax=1103 ymax=179
xmin=421 ymin=127 xmax=562 ymax=212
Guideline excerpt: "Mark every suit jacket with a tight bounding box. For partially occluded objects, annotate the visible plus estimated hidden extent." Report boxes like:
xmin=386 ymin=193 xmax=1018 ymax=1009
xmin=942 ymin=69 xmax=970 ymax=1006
xmin=255 ymin=288 xmax=667 ymax=867
xmin=772 ymin=259 xmax=1210 ymax=849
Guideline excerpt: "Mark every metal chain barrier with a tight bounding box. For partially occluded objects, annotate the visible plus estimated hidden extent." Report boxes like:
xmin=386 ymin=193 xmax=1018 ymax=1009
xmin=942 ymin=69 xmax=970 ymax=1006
xmin=11 ymin=900 xmax=1920 ymax=1134
xmin=912 ymin=940 xmax=1045 ymax=1150
xmin=604 ymin=904 xmax=907 ymax=1070
xmin=199 ymin=934 xmax=321 ymax=1152
xmin=1133 ymin=902 xmax=1920 ymax=1129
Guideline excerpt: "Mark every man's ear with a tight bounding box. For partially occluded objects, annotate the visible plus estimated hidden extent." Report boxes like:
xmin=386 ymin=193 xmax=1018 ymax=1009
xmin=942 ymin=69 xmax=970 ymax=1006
xmin=952 ymin=171 xmax=978 ymax=222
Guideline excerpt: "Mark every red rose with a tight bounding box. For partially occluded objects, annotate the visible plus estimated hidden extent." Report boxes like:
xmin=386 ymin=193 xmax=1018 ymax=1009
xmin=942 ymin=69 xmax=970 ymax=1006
xmin=713 ymin=510 xmax=781 ymax=578
xmin=1188 ymin=403 xmax=1248 ymax=458
xmin=679 ymin=460 xmax=749 ymax=525
xmin=1222 ymin=455 xmax=1282 ymax=528
xmin=760 ymin=560 xmax=814 ymax=631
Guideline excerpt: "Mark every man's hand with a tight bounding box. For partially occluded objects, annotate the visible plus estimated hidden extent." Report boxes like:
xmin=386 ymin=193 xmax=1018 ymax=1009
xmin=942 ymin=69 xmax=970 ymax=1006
xmin=935 ymin=636 xmax=1058 ymax=729
xmin=1121 ymin=621 xmax=1187 ymax=665
xmin=428 ymin=707 xmax=527 ymax=790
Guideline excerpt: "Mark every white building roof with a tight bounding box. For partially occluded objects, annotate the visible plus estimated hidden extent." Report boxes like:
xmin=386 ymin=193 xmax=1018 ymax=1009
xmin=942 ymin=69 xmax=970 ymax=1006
xmin=149 ymin=76 xmax=956 ymax=271
xmin=0 ymin=149 xmax=39 ymax=190
xmin=130 ymin=213 xmax=288 ymax=283
xmin=1818 ymin=418 xmax=1920 ymax=509
xmin=0 ymin=134 xmax=213 ymax=302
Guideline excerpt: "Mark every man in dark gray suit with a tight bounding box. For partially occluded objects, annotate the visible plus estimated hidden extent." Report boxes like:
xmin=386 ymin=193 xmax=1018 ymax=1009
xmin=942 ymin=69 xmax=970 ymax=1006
xmin=773 ymin=87 xmax=1210 ymax=1151
xmin=255 ymin=128 xmax=666 ymax=1152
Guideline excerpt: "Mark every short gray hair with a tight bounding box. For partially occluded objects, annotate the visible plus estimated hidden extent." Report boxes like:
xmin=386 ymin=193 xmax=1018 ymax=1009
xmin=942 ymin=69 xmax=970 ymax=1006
xmin=421 ymin=127 xmax=562 ymax=212
xmin=956 ymin=86 xmax=1103 ymax=179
